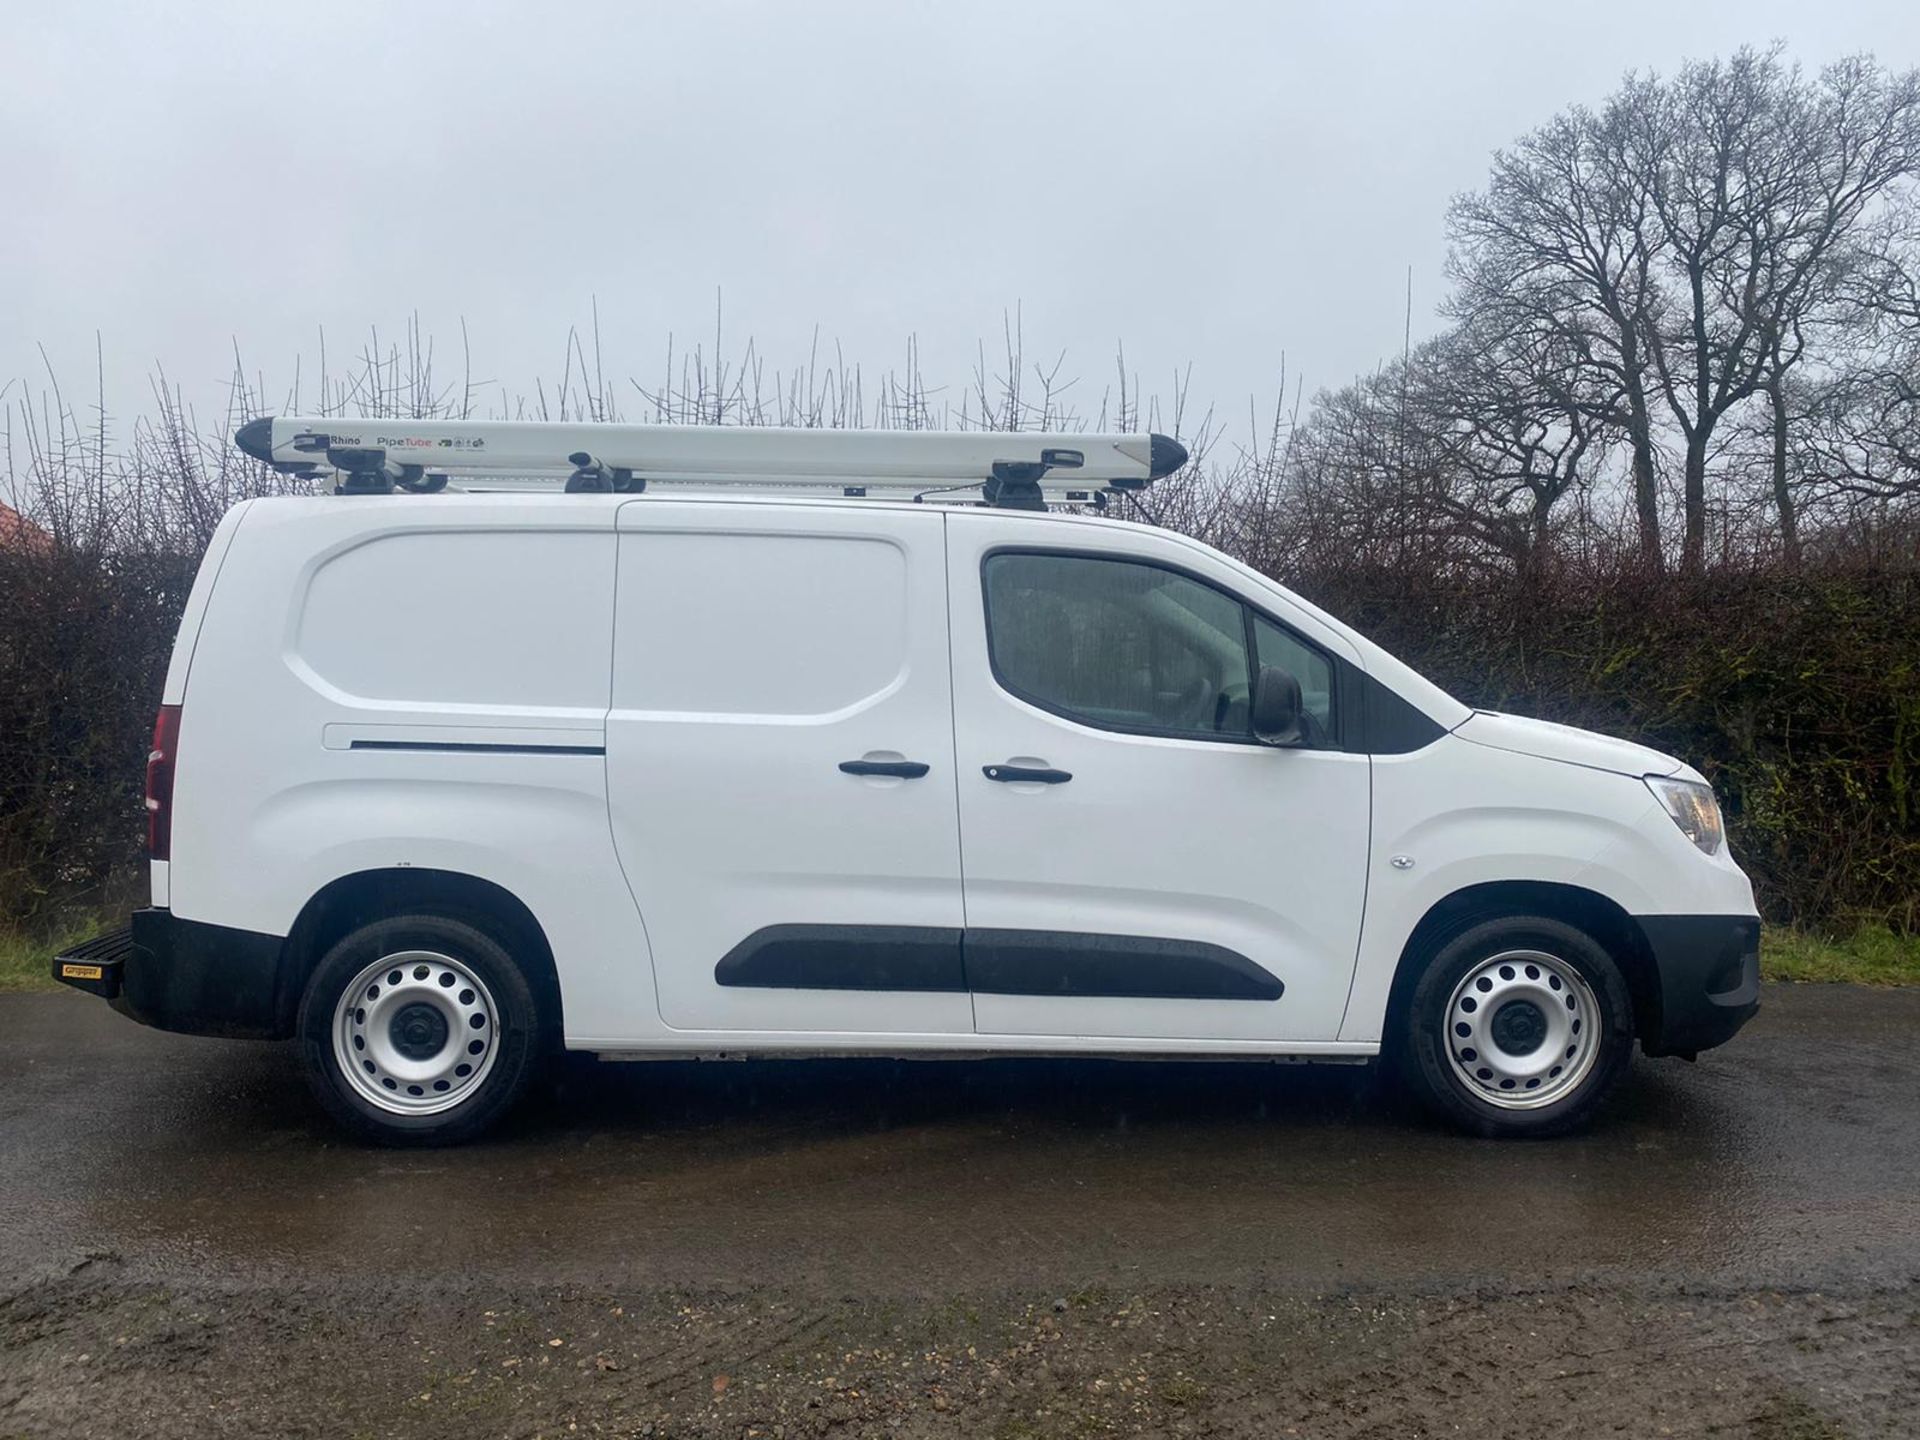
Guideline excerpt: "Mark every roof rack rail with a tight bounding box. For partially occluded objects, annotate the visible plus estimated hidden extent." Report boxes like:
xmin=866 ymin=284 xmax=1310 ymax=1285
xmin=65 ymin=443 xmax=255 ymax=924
xmin=233 ymin=418 xmax=1188 ymax=508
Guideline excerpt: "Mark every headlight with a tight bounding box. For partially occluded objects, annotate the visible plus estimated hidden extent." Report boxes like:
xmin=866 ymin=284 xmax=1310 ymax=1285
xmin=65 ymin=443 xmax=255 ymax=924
xmin=1645 ymin=775 xmax=1724 ymax=854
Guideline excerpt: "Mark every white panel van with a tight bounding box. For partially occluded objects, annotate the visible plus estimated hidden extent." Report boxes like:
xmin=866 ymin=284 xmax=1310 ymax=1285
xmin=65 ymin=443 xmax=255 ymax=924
xmin=53 ymin=420 xmax=1761 ymax=1143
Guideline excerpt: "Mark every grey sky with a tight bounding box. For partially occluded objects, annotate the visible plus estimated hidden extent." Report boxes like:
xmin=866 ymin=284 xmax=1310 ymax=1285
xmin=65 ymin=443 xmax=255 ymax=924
xmin=7 ymin=0 xmax=1918 ymax=444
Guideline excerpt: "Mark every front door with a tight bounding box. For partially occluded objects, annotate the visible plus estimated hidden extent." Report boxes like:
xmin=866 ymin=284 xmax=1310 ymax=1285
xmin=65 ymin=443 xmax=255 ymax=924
xmin=606 ymin=501 xmax=970 ymax=1036
xmin=945 ymin=514 xmax=1371 ymax=1043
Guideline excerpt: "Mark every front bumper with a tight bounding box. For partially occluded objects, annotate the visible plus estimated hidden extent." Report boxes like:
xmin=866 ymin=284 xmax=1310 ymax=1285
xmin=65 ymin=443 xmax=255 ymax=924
xmin=1636 ymin=914 xmax=1761 ymax=1057
xmin=51 ymin=907 xmax=291 ymax=1039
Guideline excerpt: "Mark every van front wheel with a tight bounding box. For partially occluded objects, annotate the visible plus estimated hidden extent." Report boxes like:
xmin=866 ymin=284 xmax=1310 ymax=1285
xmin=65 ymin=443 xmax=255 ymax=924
xmin=1401 ymin=916 xmax=1635 ymax=1138
xmin=298 ymin=914 xmax=542 ymax=1145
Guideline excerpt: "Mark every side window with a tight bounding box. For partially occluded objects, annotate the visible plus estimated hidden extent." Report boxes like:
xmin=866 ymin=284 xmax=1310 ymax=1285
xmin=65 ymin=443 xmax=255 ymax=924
xmin=983 ymin=552 xmax=1252 ymax=740
xmin=1252 ymin=613 xmax=1334 ymax=745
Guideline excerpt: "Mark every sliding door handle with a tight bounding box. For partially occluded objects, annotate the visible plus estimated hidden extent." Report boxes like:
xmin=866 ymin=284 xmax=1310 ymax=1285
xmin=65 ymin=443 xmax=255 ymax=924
xmin=983 ymin=764 xmax=1072 ymax=784
xmin=839 ymin=759 xmax=931 ymax=779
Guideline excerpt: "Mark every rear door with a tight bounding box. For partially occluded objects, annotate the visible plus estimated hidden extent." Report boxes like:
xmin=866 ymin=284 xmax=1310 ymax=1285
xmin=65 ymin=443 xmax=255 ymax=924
xmin=945 ymin=514 xmax=1371 ymax=1043
xmin=606 ymin=501 xmax=971 ymax=1036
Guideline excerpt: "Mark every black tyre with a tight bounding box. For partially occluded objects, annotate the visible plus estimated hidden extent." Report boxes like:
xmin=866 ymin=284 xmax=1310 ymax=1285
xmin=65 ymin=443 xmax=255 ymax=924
xmin=1399 ymin=915 xmax=1634 ymax=1138
xmin=297 ymin=913 xmax=543 ymax=1146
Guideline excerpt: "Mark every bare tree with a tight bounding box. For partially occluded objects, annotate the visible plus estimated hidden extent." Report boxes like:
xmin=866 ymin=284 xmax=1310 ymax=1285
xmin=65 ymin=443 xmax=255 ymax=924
xmin=1790 ymin=359 xmax=1920 ymax=510
xmin=1449 ymin=97 xmax=1669 ymax=568
xmin=1775 ymin=193 xmax=1920 ymax=525
xmin=1267 ymin=362 xmax=1466 ymax=582
xmin=1418 ymin=309 xmax=1616 ymax=575
xmin=1450 ymin=49 xmax=1920 ymax=570
xmin=1642 ymin=50 xmax=1920 ymax=567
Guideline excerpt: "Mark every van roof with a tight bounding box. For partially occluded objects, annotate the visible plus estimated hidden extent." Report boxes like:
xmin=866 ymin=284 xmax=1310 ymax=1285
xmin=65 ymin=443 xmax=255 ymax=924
xmin=242 ymin=487 xmax=1179 ymax=542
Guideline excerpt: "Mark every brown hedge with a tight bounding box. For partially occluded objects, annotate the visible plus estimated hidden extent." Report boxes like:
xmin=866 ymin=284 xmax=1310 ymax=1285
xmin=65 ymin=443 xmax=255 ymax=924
xmin=2 ymin=534 xmax=1915 ymax=932
xmin=1298 ymin=561 xmax=1920 ymax=930
xmin=0 ymin=545 xmax=199 ymax=928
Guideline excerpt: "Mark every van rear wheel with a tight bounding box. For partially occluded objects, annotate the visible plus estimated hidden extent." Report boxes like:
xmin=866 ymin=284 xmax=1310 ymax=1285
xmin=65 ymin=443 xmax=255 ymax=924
xmin=298 ymin=914 xmax=542 ymax=1146
xmin=1401 ymin=915 xmax=1634 ymax=1138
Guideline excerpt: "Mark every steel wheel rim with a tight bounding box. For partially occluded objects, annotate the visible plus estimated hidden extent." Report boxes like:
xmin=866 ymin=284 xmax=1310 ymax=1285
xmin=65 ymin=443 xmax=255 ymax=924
xmin=1443 ymin=949 xmax=1601 ymax=1110
xmin=332 ymin=949 xmax=500 ymax=1116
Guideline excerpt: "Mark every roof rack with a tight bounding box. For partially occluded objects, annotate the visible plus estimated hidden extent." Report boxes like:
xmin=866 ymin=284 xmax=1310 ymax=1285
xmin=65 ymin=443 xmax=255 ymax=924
xmin=233 ymin=417 xmax=1189 ymax=510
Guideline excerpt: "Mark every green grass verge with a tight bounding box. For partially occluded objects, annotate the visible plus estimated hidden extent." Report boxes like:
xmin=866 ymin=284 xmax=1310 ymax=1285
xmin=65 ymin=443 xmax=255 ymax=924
xmin=1761 ymin=923 xmax=1920 ymax=985
xmin=1 ymin=919 xmax=1914 ymax=997
xmin=0 ymin=924 xmax=82 ymax=994
xmin=0 ymin=929 xmax=61 ymax=998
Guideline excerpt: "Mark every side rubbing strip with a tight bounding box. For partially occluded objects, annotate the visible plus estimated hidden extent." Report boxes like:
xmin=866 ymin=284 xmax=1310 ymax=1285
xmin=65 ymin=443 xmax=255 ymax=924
xmin=716 ymin=925 xmax=967 ymax=992
xmin=964 ymin=930 xmax=1283 ymax=1001
xmin=714 ymin=925 xmax=1282 ymax=1000
xmin=348 ymin=739 xmax=606 ymax=756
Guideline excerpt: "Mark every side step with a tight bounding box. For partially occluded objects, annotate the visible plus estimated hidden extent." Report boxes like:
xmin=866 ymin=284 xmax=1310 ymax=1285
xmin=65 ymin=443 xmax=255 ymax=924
xmin=51 ymin=927 xmax=133 ymax=998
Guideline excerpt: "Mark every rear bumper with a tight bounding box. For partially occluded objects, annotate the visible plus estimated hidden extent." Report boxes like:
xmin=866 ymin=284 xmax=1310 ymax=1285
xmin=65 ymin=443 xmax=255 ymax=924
xmin=1636 ymin=914 xmax=1761 ymax=1058
xmin=52 ymin=908 xmax=290 ymax=1039
xmin=50 ymin=928 xmax=136 ymax=997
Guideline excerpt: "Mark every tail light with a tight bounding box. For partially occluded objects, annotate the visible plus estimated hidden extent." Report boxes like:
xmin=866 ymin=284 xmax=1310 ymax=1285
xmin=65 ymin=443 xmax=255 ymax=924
xmin=146 ymin=704 xmax=182 ymax=861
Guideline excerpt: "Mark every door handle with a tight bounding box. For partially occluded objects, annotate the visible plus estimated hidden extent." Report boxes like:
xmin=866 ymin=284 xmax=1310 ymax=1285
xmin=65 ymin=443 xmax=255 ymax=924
xmin=839 ymin=759 xmax=931 ymax=779
xmin=983 ymin=764 xmax=1072 ymax=784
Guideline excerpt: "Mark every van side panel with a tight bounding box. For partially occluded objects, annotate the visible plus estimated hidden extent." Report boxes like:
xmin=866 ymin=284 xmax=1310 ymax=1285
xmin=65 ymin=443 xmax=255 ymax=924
xmin=603 ymin=501 xmax=973 ymax=1039
xmin=944 ymin=511 xmax=1371 ymax=1044
xmin=1338 ymin=735 xmax=1758 ymax=1044
xmin=151 ymin=500 xmax=255 ymax=910
xmin=168 ymin=496 xmax=660 ymax=1048
xmin=160 ymin=500 xmax=255 ymax=707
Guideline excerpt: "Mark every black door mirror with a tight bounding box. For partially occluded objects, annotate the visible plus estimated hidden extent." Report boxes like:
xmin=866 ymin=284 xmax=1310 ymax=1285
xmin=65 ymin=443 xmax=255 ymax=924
xmin=1250 ymin=665 xmax=1304 ymax=746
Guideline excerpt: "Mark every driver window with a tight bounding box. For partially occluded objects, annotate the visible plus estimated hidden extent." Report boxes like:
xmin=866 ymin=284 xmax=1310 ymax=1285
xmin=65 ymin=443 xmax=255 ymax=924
xmin=1252 ymin=612 xmax=1334 ymax=744
xmin=983 ymin=553 xmax=1252 ymax=739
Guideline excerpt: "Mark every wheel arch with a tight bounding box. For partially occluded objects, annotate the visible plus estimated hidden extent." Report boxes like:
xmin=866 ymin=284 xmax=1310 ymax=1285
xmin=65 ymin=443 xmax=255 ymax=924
xmin=1381 ymin=880 xmax=1659 ymax=1052
xmin=278 ymin=868 xmax=564 ymax=1040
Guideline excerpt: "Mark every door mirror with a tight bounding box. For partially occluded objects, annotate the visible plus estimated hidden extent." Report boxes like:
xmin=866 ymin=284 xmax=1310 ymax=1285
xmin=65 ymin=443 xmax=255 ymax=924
xmin=1250 ymin=665 xmax=1304 ymax=746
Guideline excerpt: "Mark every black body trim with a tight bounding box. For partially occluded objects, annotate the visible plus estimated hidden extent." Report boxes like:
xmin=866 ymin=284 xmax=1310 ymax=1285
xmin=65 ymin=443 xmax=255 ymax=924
xmin=716 ymin=925 xmax=967 ymax=992
xmin=983 ymin=764 xmax=1072 ymax=784
xmin=1635 ymin=914 xmax=1761 ymax=1057
xmin=838 ymin=759 xmax=931 ymax=779
xmin=66 ymin=908 xmax=293 ymax=1039
xmin=1343 ymin=662 xmax=1447 ymax=755
xmin=965 ymin=928 xmax=1284 ymax=1001
xmin=349 ymin=739 xmax=605 ymax=756
xmin=713 ymin=923 xmax=1283 ymax=1001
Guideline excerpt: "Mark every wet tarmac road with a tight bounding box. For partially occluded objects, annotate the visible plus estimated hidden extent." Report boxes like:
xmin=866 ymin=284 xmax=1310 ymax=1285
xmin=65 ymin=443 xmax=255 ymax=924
xmin=3 ymin=984 xmax=1917 ymax=1299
